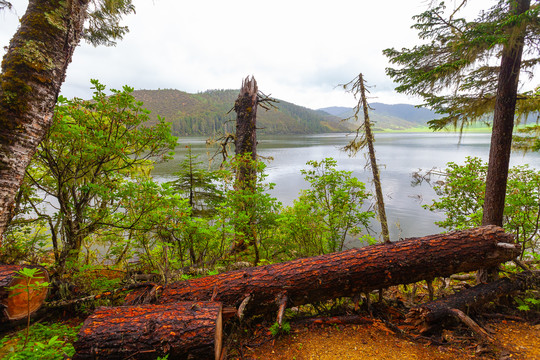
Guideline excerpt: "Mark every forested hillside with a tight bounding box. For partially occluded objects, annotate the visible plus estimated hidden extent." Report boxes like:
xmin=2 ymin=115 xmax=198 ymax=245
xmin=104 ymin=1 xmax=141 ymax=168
xmin=132 ymin=89 xmax=352 ymax=136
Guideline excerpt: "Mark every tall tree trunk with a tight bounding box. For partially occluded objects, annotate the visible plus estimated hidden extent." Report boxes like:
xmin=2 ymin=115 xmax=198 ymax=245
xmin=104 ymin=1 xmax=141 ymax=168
xmin=482 ymin=0 xmax=530 ymax=227
xmin=0 ymin=0 xmax=89 ymax=246
xmin=479 ymin=0 xmax=530 ymax=281
xmin=232 ymin=76 xmax=259 ymax=261
xmin=358 ymin=74 xmax=390 ymax=243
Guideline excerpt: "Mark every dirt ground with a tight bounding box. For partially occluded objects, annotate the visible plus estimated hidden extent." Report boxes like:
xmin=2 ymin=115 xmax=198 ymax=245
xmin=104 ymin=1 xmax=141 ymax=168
xmin=232 ymin=320 xmax=540 ymax=360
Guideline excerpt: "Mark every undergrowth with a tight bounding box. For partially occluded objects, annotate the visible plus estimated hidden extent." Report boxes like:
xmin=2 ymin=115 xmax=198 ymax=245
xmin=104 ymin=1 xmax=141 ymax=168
xmin=0 ymin=322 xmax=81 ymax=360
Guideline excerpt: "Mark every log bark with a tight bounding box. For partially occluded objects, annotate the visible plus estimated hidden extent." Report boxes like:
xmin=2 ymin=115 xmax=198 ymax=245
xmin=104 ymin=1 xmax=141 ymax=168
xmin=147 ymin=226 xmax=519 ymax=318
xmin=406 ymin=270 xmax=539 ymax=334
xmin=0 ymin=264 xmax=49 ymax=321
xmin=73 ymin=302 xmax=224 ymax=360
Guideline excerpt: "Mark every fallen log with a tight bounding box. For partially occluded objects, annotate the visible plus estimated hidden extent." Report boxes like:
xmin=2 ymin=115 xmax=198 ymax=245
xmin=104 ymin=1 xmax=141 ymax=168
xmin=146 ymin=226 xmax=519 ymax=319
xmin=0 ymin=264 xmax=49 ymax=321
xmin=406 ymin=270 xmax=540 ymax=334
xmin=73 ymin=301 xmax=224 ymax=360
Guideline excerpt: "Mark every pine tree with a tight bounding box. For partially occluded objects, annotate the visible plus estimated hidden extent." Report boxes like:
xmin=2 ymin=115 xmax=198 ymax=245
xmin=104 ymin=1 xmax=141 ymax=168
xmin=384 ymin=0 xmax=539 ymax=280
xmin=168 ymin=146 xmax=223 ymax=264
xmin=384 ymin=0 xmax=539 ymax=224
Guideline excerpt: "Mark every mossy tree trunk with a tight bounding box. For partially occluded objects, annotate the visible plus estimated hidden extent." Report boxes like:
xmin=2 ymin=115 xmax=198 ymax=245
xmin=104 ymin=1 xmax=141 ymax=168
xmin=0 ymin=0 xmax=89 ymax=246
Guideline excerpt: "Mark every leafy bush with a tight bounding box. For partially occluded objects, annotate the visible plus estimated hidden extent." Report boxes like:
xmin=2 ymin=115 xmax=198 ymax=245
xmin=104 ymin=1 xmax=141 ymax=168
xmin=277 ymin=158 xmax=374 ymax=256
xmin=425 ymin=156 xmax=540 ymax=258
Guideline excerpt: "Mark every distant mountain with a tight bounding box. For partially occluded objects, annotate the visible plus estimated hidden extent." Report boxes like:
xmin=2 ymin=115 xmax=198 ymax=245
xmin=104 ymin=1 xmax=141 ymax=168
xmin=319 ymin=103 xmax=440 ymax=130
xmin=319 ymin=106 xmax=352 ymax=117
xmin=133 ymin=89 xmax=351 ymax=136
xmin=132 ymin=89 xmax=438 ymax=136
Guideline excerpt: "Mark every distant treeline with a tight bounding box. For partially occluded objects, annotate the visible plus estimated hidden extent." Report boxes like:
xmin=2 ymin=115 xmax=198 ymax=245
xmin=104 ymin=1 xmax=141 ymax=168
xmin=133 ymin=89 xmax=350 ymax=136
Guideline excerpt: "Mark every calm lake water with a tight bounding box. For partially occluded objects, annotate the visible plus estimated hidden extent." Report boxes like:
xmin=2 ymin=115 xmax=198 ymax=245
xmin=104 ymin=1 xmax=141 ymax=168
xmin=152 ymin=132 xmax=540 ymax=241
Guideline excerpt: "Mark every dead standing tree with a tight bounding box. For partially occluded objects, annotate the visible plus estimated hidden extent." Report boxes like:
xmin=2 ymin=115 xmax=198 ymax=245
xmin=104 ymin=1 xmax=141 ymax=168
xmin=230 ymin=76 xmax=259 ymax=261
xmin=234 ymin=76 xmax=259 ymax=187
xmin=342 ymin=74 xmax=390 ymax=244
xmin=229 ymin=76 xmax=276 ymax=264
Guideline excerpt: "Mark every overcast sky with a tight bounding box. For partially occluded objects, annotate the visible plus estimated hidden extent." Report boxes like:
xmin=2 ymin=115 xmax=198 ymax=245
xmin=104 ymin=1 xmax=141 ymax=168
xmin=1 ymin=0 xmax=494 ymax=109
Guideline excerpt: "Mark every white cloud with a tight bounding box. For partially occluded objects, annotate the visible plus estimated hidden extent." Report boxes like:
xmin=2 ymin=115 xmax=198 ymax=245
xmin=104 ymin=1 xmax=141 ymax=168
xmin=1 ymin=0 xmax=497 ymax=109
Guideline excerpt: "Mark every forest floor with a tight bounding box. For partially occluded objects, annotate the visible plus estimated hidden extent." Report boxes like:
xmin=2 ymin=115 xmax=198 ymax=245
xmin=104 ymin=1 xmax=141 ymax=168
xmin=227 ymin=317 xmax=540 ymax=359
xmin=2 ymin=312 xmax=537 ymax=360
xmin=1 ymin=272 xmax=538 ymax=359
xmin=221 ymin=281 xmax=540 ymax=360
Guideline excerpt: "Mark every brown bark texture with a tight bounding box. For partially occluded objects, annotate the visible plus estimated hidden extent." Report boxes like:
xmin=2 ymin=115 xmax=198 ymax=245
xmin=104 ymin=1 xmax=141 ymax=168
xmin=482 ymin=0 xmax=530 ymax=227
xmin=73 ymin=301 xmax=224 ymax=360
xmin=149 ymin=226 xmax=519 ymax=317
xmin=358 ymin=73 xmax=390 ymax=243
xmin=0 ymin=264 xmax=49 ymax=321
xmin=234 ymin=76 xmax=258 ymax=176
xmin=0 ymin=0 xmax=89 ymax=245
xmin=406 ymin=270 xmax=539 ymax=333
xmin=231 ymin=76 xmax=259 ymax=256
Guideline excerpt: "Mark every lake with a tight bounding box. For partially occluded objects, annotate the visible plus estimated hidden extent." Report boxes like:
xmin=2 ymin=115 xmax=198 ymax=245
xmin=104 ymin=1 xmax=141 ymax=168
xmin=152 ymin=132 xmax=540 ymax=241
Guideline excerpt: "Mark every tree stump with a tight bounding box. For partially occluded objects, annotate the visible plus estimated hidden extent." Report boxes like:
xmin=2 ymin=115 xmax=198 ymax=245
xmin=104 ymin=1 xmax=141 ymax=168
xmin=73 ymin=301 xmax=224 ymax=360
xmin=0 ymin=264 xmax=49 ymax=321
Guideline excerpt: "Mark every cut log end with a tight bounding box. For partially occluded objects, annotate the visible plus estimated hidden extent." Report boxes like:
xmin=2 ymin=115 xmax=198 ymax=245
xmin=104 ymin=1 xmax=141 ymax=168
xmin=0 ymin=265 xmax=49 ymax=321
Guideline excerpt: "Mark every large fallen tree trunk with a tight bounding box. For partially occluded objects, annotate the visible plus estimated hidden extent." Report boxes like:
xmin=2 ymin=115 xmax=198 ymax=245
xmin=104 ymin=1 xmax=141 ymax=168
xmin=144 ymin=226 xmax=519 ymax=318
xmin=0 ymin=264 xmax=49 ymax=321
xmin=73 ymin=301 xmax=224 ymax=360
xmin=406 ymin=270 xmax=540 ymax=334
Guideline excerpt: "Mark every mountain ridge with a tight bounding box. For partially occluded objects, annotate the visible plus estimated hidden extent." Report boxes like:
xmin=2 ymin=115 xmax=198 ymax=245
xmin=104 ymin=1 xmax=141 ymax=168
xmin=132 ymin=89 xmax=437 ymax=136
xmin=318 ymin=103 xmax=439 ymax=130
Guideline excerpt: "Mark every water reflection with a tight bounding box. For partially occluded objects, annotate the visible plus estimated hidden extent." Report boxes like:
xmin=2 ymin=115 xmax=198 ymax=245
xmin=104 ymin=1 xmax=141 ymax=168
xmin=152 ymin=133 xmax=540 ymax=241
